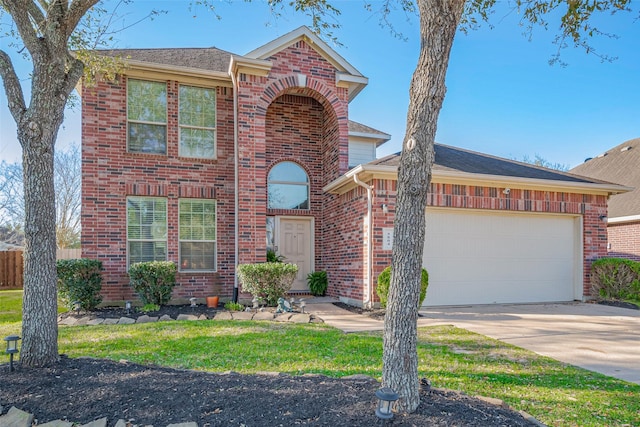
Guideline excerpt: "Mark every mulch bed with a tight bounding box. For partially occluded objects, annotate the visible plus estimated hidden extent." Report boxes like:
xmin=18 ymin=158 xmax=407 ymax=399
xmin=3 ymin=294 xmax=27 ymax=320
xmin=1 ymin=356 xmax=536 ymax=426
xmin=597 ymin=300 xmax=639 ymax=310
xmin=2 ymin=303 xmax=537 ymax=426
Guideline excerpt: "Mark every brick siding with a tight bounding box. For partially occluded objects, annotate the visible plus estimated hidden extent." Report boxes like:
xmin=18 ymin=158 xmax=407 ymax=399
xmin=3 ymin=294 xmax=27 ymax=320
xmin=608 ymin=221 xmax=640 ymax=261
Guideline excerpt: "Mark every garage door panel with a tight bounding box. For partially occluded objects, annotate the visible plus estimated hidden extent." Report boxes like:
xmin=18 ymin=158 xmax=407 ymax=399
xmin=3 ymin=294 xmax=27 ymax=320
xmin=422 ymin=209 xmax=580 ymax=306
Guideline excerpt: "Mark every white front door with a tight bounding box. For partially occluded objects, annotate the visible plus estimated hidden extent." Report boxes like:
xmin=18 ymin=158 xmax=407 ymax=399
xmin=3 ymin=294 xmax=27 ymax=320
xmin=278 ymin=217 xmax=313 ymax=292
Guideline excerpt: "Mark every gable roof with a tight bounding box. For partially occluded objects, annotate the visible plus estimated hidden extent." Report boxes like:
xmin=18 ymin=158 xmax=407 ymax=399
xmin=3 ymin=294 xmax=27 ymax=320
xmin=570 ymin=137 xmax=640 ymax=220
xmin=348 ymin=120 xmax=390 ymax=146
xmin=325 ymin=143 xmax=631 ymax=196
xmin=245 ymin=26 xmax=367 ymax=101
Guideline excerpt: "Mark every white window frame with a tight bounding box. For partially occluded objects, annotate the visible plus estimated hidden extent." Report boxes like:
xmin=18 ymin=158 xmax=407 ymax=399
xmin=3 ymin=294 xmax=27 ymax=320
xmin=267 ymin=161 xmax=310 ymax=210
xmin=126 ymin=196 xmax=168 ymax=268
xmin=178 ymin=85 xmax=217 ymax=159
xmin=127 ymin=79 xmax=168 ymax=155
xmin=178 ymin=198 xmax=217 ymax=272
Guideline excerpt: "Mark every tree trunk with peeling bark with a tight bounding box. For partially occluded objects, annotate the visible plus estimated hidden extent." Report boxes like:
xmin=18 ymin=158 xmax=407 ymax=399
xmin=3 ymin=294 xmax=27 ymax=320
xmin=0 ymin=0 xmax=98 ymax=367
xmin=382 ymin=0 xmax=465 ymax=413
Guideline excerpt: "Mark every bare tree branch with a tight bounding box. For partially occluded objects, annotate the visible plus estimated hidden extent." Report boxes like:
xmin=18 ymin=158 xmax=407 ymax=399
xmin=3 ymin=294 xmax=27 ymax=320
xmin=3 ymin=0 xmax=44 ymax=54
xmin=0 ymin=50 xmax=27 ymax=124
xmin=66 ymin=0 xmax=102 ymax=39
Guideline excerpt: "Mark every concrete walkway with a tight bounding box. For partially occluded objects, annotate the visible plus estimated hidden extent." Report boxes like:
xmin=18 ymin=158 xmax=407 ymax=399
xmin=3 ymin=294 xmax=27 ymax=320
xmin=305 ymin=298 xmax=640 ymax=384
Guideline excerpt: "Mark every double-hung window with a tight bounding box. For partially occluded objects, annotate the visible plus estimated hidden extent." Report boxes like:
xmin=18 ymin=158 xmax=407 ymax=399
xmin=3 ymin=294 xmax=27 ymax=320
xmin=179 ymin=199 xmax=217 ymax=271
xmin=179 ymin=85 xmax=217 ymax=159
xmin=127 ymin=79 xmax=167 ymax=154
xmin=127 ymin=197 xmax=167 ymax=266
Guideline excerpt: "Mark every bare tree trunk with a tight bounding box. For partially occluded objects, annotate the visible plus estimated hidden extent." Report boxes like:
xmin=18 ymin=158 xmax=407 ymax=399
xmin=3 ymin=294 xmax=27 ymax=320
xmin=382 ymin=0 xmax=465 ymax=413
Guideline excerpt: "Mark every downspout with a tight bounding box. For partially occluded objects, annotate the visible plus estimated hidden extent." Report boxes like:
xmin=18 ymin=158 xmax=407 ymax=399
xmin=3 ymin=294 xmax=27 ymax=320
xmin=353 ymin=173 xmax=373 ymax=309
xmin=231 ymin=65 xmax=239 ymax=303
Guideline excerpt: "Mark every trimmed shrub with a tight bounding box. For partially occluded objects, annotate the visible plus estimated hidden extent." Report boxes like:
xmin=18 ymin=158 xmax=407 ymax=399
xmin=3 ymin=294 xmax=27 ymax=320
xmin=307 ymin=271 xmax=328 ymax=296
xmin=591 ymin=258 xmax=640 ymax=303
xmin=376 ymin=266 xmax=429 ymax=309
xmin=237 ymin=262 xmax=298 ymax=306
xmin=128 ymin=261 xmax=177 ymax=306
xmin=57 ymin=258 xmax=103 ymax=311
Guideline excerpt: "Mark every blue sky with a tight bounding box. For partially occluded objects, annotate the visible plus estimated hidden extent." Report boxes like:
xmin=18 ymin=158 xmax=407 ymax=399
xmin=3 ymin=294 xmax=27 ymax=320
xmin=1 ymin=1 xmax=638 ymax=168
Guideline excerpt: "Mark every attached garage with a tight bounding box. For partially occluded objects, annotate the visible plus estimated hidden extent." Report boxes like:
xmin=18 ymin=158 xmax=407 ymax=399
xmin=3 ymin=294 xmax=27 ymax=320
xmin=324 ymin=143 xmax=629 ymax=308
xmin=422 ymin=208 xmax=582 ymax=306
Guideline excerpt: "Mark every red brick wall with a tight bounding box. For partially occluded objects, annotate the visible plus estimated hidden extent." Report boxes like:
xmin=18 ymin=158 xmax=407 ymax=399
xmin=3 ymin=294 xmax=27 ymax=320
xmin=332 ymin=178 xmax=609 ymax=304
xmin=81 ymin=78 xmax=236 ymax=302
xmin=608 ymin=221 xmax=640 ymax=261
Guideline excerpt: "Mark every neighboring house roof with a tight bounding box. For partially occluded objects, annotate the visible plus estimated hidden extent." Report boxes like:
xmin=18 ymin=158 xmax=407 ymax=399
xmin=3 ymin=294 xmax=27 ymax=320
xmin=348 ymin=120 xmax=391 ymax=146
xmin=570 ymin=138 xmax=640 ymax=221
xmin=0 ymin=242 xmax=23 ymax=251
xmin=325 ymin=143 xmax=631 ymax=196
xmin=92 ymin=26 xmax=367 ymax=102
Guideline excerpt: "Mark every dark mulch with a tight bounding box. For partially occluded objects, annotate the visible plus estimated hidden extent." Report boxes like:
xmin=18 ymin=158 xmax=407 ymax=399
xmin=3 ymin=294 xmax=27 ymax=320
xmin=1 ymin=356 xmax=536 ymax=426
xmin=58 ymin=303 xmax=222 ymax=320
xmin=597 ymin=300 xmax=639 ymax=310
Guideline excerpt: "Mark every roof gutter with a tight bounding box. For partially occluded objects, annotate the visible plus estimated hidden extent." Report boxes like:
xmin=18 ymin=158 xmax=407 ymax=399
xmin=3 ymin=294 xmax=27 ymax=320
xmin=607 ymin=214 xmax=640 ymax=224
xmin=352 ymin=173 xmax=374 ymax=309
xmin=229 ymin=62 xmax=240 ymax=303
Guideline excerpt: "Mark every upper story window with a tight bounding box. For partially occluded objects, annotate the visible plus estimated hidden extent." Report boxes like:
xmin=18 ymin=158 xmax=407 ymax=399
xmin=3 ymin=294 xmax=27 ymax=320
xmin=268 ymin=162 xmax=309 ymax=210
xmin=127 ymin=196 xmax=167 ymax=267
xmin=127 ymin=79 xmax=167 ymax=154
xmin=179 ymin=85 xmax=217 ymax=159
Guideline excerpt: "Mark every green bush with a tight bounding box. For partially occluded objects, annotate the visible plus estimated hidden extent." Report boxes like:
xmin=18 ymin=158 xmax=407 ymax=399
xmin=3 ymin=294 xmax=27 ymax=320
xmin=224 ymin=301 xmax=245 ymax=311
xmin=237 ymin=262 xmax=298 ymax=306
xmin=128 ymin=261 xmax=177 ymax=306
xmin=267 ymin=249 xmax=285 ymax=263
xmin=591 ymin=258 xmax=640 ymax=303
xmin=307 ymin=271 xmax=328 ymax=296
xmin=56 ymin=258 xmax=103 ymax=311
xmin=376 ymin=266 xmax=429 ymax=309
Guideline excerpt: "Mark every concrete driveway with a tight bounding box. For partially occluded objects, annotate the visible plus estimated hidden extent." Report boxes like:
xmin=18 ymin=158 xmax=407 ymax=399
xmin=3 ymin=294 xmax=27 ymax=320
xmin=418 ymin=303 xmax=640 ymax=384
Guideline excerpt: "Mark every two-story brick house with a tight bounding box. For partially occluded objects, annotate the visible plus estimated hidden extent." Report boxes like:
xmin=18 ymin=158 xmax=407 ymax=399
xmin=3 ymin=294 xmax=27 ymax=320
xmin=81 ymin=26 xmax=628 ymax=307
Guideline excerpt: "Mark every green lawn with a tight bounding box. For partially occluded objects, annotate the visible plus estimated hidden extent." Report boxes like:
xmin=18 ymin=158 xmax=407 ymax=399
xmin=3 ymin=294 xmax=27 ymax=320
xmin=2 ymin=290 xmax=639 ymax=426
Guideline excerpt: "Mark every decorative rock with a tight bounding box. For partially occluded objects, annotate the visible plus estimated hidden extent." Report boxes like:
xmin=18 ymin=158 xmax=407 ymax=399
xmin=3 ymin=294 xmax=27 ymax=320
xmin=0 ymin=406 xmax=34 ymax=427
xmin=102 ymin=318 xmax=119 ymax=325
xmin=289 ymin=313 xmax=311 ymax=324
xmin=59 ymin=317 xmax=78 ymax=326
xmin=158 ymin=314 xmax=173 ymax=322
xmin=75 ymin=316 xmax=94 ymax=326
xmin=475 ymin=395 xmax=507 ymax=408
xmin=231 ymin=311 xmax=254 ymax=320
xmin=167 ymin=423 xmax=198 ymax=427
xmin=310 ymin=316 xmax=324 ymax=323
xmin=78 ymin=417 xmax=107 ymax=427
xmin=213 ymin=311 xmax=233 ymax=320
xmin=113 ymin=421 xmax=127 ymax=427
xmin=38 ymin=420 xmax=73 ymax=427
xmin=136 ymin=315 xmax=158 ymax=324
xmin=176 ymin=314 xmax=198 ymax=321
xmin=274 ymin=313 xmax=293 ymax=322
xmin=86 ymin=318 xmax=105 ymax=326
xmin=253 ymin=311 xmax=275 ymax=321
xmin=198 ymin=314 xmax=208 ymax=320
xmin=117 ymin=317 xmax=136 ymax=325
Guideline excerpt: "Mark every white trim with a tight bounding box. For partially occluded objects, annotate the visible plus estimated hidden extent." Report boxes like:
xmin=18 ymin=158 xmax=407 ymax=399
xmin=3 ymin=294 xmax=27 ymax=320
xmin=607 ymin=214 xmax=640 ymax=224
xmin=323 ymin=164 xmax=632 ymax=196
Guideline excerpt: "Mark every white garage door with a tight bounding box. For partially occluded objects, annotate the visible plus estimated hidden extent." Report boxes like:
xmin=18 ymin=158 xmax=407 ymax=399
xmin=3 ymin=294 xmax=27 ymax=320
xmin=422 ymin=208 xmax=581 ymax=306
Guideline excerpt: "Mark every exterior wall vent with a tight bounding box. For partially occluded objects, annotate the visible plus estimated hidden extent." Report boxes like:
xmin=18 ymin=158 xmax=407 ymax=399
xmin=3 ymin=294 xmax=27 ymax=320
xmin=620 ymin=146 xmax=633 ymax=152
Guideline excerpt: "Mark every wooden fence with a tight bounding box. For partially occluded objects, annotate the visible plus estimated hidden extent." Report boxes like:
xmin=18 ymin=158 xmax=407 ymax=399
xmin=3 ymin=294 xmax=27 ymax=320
xmin=0 ymin=250 xmax=23 ymax=289
xmin=0 ymin=248 xmax=82 ymax=290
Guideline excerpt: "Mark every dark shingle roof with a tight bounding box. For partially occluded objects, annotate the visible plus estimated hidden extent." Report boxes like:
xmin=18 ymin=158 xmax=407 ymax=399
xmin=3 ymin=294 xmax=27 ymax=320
xmin=372 ymin=143 xmax=597 ymax=184
xmin=570 ymin=138 xmax=640 ymax=218
xmin=98 ymin=47 xmax=234 ymax=73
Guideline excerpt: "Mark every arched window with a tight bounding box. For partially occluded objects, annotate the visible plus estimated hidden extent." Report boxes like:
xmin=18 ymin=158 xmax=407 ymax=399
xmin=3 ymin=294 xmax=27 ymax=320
xmin=268 ymin=162 xmax=309 ymax=209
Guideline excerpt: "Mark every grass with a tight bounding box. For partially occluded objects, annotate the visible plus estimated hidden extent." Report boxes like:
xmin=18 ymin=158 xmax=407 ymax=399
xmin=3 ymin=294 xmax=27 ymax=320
xmin=2 ymin=290 xmax=639 ymax=426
